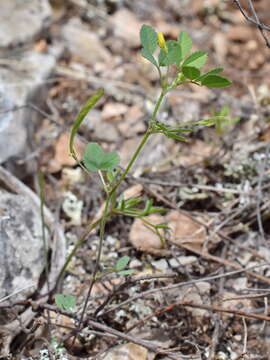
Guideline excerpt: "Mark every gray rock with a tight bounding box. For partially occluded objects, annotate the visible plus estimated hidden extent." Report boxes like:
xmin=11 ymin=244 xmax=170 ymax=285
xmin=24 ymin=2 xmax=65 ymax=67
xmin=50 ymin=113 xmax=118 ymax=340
xmin=0 ymin=47 xmax=60 ymax=163
xmin=0 ymin=190 xmax=45 ymax=301
xmin=61 ymin=17 xmax=110 ymax=65
xmin=0 ymin=0 xmax=51 ymax=50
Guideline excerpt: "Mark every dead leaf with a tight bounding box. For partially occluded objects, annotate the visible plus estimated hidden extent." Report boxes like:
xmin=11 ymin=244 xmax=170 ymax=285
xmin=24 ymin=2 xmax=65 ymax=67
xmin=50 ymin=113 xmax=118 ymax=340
xmin=129 ymin=214 xmax=169 ymax=255
xmin=34 ymin=39 xmax=47 ymax=53
xmin=48 ymin=132 xmax=84 ymax=173
xmin=166 ymin=211 xmax=206 ymax=252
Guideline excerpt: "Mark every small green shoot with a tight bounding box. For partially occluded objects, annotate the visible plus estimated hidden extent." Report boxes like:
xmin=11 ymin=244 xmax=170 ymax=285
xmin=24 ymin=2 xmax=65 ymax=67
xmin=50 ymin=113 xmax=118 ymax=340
xmin=59 ymin=24 xmax=234 ymax=335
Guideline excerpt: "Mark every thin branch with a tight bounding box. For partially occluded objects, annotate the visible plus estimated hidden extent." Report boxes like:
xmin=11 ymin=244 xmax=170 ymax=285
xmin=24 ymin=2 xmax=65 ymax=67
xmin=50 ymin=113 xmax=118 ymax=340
xmin=233 ymin=0 xmax=270 ymax=48
xmin=100 ymin=262 xmax=269 ymax=316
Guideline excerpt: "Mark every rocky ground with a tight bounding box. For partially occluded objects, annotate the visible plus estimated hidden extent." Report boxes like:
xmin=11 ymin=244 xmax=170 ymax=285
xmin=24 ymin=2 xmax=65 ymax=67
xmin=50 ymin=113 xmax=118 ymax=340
xmin=1 ymin=0 xmax=270 ymax=359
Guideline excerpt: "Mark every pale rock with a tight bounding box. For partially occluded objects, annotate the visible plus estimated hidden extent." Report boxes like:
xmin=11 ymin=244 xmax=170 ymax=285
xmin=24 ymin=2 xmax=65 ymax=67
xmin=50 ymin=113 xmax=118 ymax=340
xmin=61 ymin=17 xmax=110 ymax=65
xmin=152 ymin=259 xmax=168 ymax=271
xmin=0 ymin=0 xmax=51 ymax=50
xmin=0 ymin=191 xmax=45 ymax=301
xmin=176 ymin=255 xmax=197 ymax=266
xmin=0 ymin=47 xmax=60 ymax=164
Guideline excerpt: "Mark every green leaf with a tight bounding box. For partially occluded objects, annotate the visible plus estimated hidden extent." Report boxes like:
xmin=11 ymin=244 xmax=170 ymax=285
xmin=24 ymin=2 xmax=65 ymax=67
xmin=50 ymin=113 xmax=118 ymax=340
xmin=155 ymin=222 xmax=170 ymax=230
xmin=182 ymin=51 xmax=208 ymax=69
xmin=117 ymin=269 xmax=134 ymax=276
xmin=55 ymin=294 xmax=76 ymax=312
xmin=178 ymin=31 xmax=192 ymax=59
xmin=83 ymin=142 xmax=120 ymax=172
xmin=201 ymin=75 xmax=232 ymax=88
xmin=69 ymin=89 xmax=104 ymax=161
xmin=140 ymin=24 xmax=157 ymax=54
xmin=182 ymin=66 xmax=200 ymax=80
xmin=141 ymin=48 xmax=158 ymax=68
xmin=166 ymin=133 xmax=188 ymax=142
xmin=100 ymin=152 xmax=120 ymax=171
xmin=158 ymin=40 xmax=182 ymax=66
xmin=196 ymin=67 xmax=223 ymax=82
xmin=116 ymin=256 xmax=130 ymax=271
xmin=125 ymin=198 xmax=142 ymax=209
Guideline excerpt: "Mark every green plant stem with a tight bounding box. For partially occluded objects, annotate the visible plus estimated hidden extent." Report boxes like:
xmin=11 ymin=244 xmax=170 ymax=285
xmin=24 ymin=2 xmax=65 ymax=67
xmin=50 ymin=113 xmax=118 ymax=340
xmin=55 ymin=216 xmax=103 ymax=289
xmin=150 ymin=90 xmax=166 ymax=124
xmin=74 ymin=89 xmax=167 ymax=334
xmin=109 ymin=130 xmax=151 ymax=195
xmin=75 ymin=193 xmax=111 ymax=335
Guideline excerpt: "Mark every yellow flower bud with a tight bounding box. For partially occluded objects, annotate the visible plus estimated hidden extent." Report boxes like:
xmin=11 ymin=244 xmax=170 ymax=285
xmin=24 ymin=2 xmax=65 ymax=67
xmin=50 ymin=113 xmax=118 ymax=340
xmin=157 ymin=32 xmax=166 ymax=50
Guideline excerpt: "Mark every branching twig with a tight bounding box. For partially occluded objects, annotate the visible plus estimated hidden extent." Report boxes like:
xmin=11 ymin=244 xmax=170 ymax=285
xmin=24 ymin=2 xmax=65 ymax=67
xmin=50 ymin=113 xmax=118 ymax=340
xmin=233 ymin=0 xmax=270 ymax=48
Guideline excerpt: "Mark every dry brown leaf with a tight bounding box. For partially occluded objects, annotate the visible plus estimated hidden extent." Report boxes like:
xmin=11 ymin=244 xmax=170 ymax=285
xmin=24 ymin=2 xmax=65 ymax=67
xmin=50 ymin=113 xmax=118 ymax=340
xmin=166 ymin=211 xmax=206 ymax=252
xmin=129 ymin=214 xmax=169 ymax=255
xmin=48 ymin=132 xmax=84 ymax=173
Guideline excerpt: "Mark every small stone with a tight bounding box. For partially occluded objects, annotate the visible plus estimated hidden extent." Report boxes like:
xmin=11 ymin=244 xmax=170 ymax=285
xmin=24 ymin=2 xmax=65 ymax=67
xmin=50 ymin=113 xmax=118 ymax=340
xmin=129 ymin=259 xmax=142 ymax=268
xmin=152 ymin=259 xmax=168 ymax=271
xmin=168 ymin=258 xmax=179 ymax=268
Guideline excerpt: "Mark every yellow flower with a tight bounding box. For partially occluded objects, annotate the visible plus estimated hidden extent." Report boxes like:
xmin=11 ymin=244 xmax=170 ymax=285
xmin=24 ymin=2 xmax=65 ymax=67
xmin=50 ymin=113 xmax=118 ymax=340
xmin=157 ymin=32 xmax=166 ymax=50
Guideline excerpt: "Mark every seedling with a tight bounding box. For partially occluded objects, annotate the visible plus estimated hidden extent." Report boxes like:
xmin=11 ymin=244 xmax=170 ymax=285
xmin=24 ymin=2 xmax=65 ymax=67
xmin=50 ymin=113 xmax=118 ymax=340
xmin=56 ymin=25 xmax=232 ymax=332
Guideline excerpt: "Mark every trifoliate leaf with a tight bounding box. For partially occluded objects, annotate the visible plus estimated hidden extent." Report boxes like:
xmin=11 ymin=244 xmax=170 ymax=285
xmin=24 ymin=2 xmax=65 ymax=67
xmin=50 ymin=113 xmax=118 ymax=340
xmin=201 ymin=75 xmax=232 ymax=87
xmin=83 ymin=142 xmax=120 ymax=172
xmin=182 ymin=50 xmax=208 ymax=69
xmin=182 ymin=66 xmax=200 ymax=80
xmin=178 ymin=31 xmax=192 ymax=59
xmin=140 ymin=24 xmax=157 ymax=54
